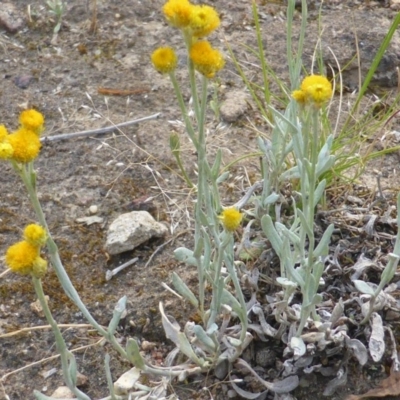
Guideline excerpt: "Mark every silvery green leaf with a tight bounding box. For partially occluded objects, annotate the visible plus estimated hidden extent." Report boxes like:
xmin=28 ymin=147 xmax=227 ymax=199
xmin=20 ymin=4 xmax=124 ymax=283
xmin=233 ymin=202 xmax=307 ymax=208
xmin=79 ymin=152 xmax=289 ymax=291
xmin=276 ymin=277 xmax=298 ymax=289
xmin=369 ymin=312 xmax=385 ymax=362
xmin=290 ymin=336 xmax=306 ymax=357
xmin=316 ymin=135 xmax=335 ymax=176
xmin=193 ymin=236 xmax=204 ymax=258
xmin=323 ymin=367 xmax=347 ymax=396
xmin=211 ymin=149 xmax=222 ymax=178
xmin=126 ymin=338 xmax=145 ymax=369
xmin=217 ymin=171 xmax=230 ymax=184
xmin=276 ymin=222 xmax=300 ymax=245
xmin=316 ymin=156 xmax=335 ymax=177
xmin=261 ymin=215 xmax=283 ymax=254
xmin=236 ymin=358 xmax=300 ymax=393
xmin=263 ymin=192 xmax=280 ymax=206
xmin=221 ymin=289 xmax=245 ymax=320
xmin=268 ymin=106 xmax=299 ymax=131
xmin=171 ymin=272 xmax=199 ymax=308
xmin=345 ymin=338 xmax=368 ymax=365
xmin=114 ymin=367 xmax=142 ymax=396
xmin=257 ymin=136 xmax=268 ymax=152
xmin=207 ymin=323 xmax=218 ymax=335
xmin=174 ymin=247 xmax=198 ymax=266
xmin=193 ymin=325 xmax=217 ymax=352
xmin=354 ymin=280 xmax=375 ymax=295
xmin=198 ymin=209 xmax=209 ymax=226
xmin=296 ymin=209 xmax=313 ymax=239
xmin=104 ymin=353 xmax=115 ymax=397
xmin=67 ymin=351 xmax=78 ymax=386
xmin=159 ymin=302 xmax=205 ymax=366
xmin=311 ymin=293 xmax=323 ymax=306
xmin=312 ymin=260 xmax=324 ymax=283
xmin=280 ymin=166 xmax=300 ymax=181
xmin=330 ymin=298 xmax=344 ymax=325
xmin=314 ymin=224 xmax=334 ymax=257
xmin=380 ymin=252 xmax=399 ymax=285
xmin=313 ymin=179 xmax=326 ymax=206
xmin=108 ymin=296 xmax=127 ymax=334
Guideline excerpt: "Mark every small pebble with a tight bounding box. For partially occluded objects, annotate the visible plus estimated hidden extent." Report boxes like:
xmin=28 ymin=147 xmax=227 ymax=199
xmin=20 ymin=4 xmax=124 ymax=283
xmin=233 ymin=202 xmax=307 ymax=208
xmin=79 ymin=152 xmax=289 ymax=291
xmin=141 ymin=340 xmax=157 ymax=351
xmin=89 ymin=205 xmax=98 ymax=214
xmin=51 ymin=386 xmax=74 ymax=398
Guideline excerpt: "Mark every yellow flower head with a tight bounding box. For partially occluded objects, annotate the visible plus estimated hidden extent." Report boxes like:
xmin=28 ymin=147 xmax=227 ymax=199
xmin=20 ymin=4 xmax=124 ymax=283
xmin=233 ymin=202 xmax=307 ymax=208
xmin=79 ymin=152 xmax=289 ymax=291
xmin=189 ymin=5 xmax=220 ymax=37
xmin=5 ymin=240 xmax=40 ymax=275
xmin=189 ymin=41 xmax=225 ymax=78
xmin=218 ymin=207 xmax=243 ymax=232
xmin=0 ymin=142 xmax=13 ymax=159
xmin=24 ymin=224 xmax=48 ymax=246
xmin=151 ymin=47 xmax=178 ymax=74
xmin=163 ymin=0 xmax=193 ymax=29
xmin=291 ymin=89 xmax=306 ymax=105
xmin=19 ymin=109 xmax=45 ymax=134
xmin=0 ymin=125 xmax=8 ymax=141
xmin=292 ymin=75 xmax=332 ymax=107
xmin=7 ymin=127 xmax=41 ymax=163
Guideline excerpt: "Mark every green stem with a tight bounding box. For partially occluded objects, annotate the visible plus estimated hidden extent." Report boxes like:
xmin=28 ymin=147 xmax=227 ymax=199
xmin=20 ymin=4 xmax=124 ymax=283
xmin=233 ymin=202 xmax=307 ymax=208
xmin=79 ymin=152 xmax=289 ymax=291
xmin=32 ymin=277 xmax=90 ymax=400
xmin=296 ymin=109 xmax=320 ymax=336
xmin=183 ymin=32 xmax=201 ymax=123
xmin=207 ymin=232 xmax=230 ymax=330
xmin=171 ymin=149 xmax=194 ymax=188
xmin=169 ymin=71 xmax=199 ymax=149
xmin=16 ymin=163 xmax=129 ymax=361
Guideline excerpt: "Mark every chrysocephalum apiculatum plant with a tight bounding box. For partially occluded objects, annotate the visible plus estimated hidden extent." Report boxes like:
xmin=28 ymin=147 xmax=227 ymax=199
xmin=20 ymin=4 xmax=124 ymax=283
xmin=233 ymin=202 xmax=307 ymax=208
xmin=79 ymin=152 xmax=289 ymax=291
xmin=150 ymin=0 xmax=253 ymax=373
xmin=1 ymin=110 xmax=142 ymax=399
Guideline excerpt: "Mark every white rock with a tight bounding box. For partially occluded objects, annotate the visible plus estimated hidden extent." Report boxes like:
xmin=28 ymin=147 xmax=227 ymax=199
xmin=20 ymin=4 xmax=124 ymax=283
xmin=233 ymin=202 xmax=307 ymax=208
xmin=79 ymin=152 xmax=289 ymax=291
xmin=89 ymin=205 xmax=98 ymax=214
xmin=105 ymin=211 xmax=168 ymax=255
xmin=114 ymin=367 xmax=141 ymax=395
xmin=50 ymin=386 xmax=75 ymax=398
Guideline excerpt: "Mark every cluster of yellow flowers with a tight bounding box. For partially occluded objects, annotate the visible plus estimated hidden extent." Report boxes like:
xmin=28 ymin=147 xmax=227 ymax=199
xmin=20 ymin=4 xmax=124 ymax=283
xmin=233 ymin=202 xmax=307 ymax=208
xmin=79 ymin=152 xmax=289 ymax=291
xmin=0 ymin=109 xmax=44 ymax=163
xmin=292 ymin=75 xmax=332 ymax=108
xmin=6 ymin=224 xmax=48 ymax=278
xmin=151 ymin=0 xmax=224 ymax=78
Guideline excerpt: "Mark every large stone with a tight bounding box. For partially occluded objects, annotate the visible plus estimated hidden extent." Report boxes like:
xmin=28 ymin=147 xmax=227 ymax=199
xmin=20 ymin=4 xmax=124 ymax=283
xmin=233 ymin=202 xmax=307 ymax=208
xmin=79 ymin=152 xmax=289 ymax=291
xmin=105 ymin=211 xmax=168 ymax=255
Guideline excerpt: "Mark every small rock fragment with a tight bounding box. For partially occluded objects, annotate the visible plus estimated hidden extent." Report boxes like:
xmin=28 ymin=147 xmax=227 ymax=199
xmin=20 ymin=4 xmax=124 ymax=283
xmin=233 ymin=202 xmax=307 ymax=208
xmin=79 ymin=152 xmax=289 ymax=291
xmin=220 ymin=90 xmax=248 ymax=123
xmin=30 ymin=296 xmax=49 ymax=317
xmin=13 ymin=75 xmax=35 ymax=89
xmin=141 ymin=340 xmax=157 ymax=351
xmin=76 ymin=216 xmax=104 ymax=225
xmin=40 ymin=368 xmax=57 ymax=379
xmin=391 ymin=0 xmax=400 ymax=11
xmin=76 ymin=371 xmax=89 ymax=387
xmin=0 ymin=3 xmax=24 ymax=34
xmin=50 ymin=386 xmax=75 ymax=399
xmin=105 ymin=211 xmax=167 ymax=255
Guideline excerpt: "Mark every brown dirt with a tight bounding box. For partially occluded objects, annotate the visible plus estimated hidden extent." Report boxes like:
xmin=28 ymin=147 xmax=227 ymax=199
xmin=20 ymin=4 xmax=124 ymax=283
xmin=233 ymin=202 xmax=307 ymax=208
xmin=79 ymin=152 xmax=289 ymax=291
xmin=1 ymin=1 xmax=400 ymax=399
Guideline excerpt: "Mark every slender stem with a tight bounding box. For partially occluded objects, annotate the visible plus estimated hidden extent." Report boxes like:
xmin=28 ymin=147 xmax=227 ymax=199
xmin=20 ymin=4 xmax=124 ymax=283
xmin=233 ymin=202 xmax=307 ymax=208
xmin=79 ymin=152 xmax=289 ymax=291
xmin=16 ymin=163 xmax=129 ymax=361
xmin=169 ymin=71 xmax=199 ymax=149
xmin=183 ymin=31 xmax=201 ymax=123
xmin=296 ymin=108 xmax=320 ymax=336
xmin=207 ymin=233 xmax=230 ymax=330
xmin=32 ymin=277 xmax=90 ymax=400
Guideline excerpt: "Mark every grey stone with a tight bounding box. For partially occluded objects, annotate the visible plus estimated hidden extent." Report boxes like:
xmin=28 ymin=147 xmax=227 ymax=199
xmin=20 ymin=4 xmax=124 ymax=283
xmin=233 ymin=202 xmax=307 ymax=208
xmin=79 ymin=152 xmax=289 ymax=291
xmin=220 ymin=90 xmax=249 ymax=123
xmin=105 ymin=211 xmax=167 ymax=255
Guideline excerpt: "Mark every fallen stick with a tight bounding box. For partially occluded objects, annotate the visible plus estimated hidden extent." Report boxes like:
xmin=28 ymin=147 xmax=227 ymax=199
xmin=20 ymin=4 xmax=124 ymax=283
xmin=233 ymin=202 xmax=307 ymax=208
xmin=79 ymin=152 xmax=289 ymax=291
xmin=40 ymin=112 xmax=161 ymax=143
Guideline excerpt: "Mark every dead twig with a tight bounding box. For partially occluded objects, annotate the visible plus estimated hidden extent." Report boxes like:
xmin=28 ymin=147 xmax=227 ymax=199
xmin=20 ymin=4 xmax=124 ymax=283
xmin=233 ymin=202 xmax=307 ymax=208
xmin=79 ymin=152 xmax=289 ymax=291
xmin=40 ymin=112 xmax=161 ymax=143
